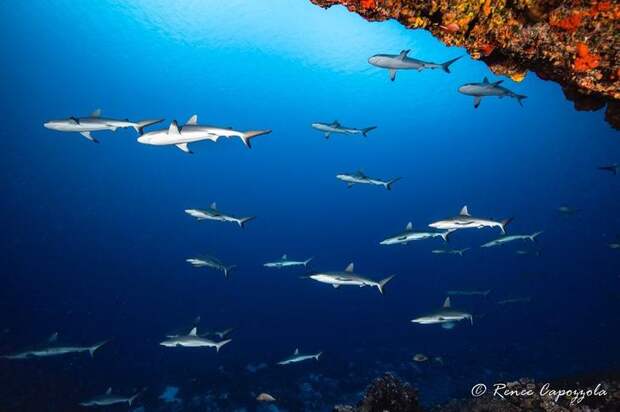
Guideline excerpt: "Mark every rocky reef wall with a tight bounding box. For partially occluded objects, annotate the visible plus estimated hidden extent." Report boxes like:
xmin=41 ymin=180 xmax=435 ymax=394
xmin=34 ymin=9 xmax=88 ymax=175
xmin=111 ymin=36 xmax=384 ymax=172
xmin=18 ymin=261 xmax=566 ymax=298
xmin=310 ymin=0 xmax=619 ymax=129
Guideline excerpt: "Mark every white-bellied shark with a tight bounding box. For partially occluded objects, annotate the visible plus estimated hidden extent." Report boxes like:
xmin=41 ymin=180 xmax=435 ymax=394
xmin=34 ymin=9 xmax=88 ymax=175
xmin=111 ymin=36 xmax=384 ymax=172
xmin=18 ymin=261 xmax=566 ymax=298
xmin=137 ymin=115 xmax=271 ymax=153
xmin=185 ymin=203 xmax=255 ymax=228
xmin=264 ymin=254 xmax=313 ymax=269
xmin=411 ymin=297 xmax=473 ymax=329
xmin=432 ymin=248 xmax=470 ymax=256
xmin=458 ymin=77 xmax=527 ymax=108
xmin=336 ymin=171 xmax=401 ymax=191
xmin=368 ymin=50 xmax=461 ymax=81
xmin=380 ymin=222 xmax=454 ymax=246
xmin=44 ymin=109 xmax=163 ymax=143
xmin=160 ymin=327 xmax=231 ymax=352
xmin=308 ymin=263 xmax=395 ymax=295
xmin=311 ymin=121 xmax=376 ymax=139
xmin=80 ymin=387 xmax=141 ymax=407
xmin=277 ymin=348 xmax=322 ymax=365
xmin=481 ymin=231 xmax=543 ymax=248
xmin=1 ymin=333 xmax=109 ymax=360
xmin=429 ymin=206 xmax=512 ymax=234
xmin=186 ymin=256 xmax=236 ymax=278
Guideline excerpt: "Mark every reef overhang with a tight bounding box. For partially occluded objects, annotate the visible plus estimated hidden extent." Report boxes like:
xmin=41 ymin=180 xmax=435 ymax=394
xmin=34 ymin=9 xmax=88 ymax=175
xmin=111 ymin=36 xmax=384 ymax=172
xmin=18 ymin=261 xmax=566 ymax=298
xmin=310 ymin=0 xmax=619 ymax=129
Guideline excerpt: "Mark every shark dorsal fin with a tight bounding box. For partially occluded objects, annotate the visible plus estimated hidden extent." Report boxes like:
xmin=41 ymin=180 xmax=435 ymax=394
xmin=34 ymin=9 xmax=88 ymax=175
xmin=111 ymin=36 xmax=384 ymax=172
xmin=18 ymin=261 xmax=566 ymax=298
xmin=186 ymin=114 xmax=198 ymax=125
xmin=460 ymin=206 xmax=470 ymax=216
xmin=331 ymin=120 xmax=340 ymax=127
xmin=294 ymin=348 xmax=299 ymax=355
xmin=210 ymin=202 xmax=217 ymax=210
xmin=492 ymin=80 xmax=504 ymax=86
xmin=189 ymin=327 xmax=197 ymax=336
xmin=482 ymin=77 xmax=489 ymax=84
xmin=48 ymin=332 xmax=58 ymax=343
xmin=282 ymin=254 xmax=288 ymax=260
xmin=405 ymin=222 xmax=413 ymax=231
xmin=443 ymin=297 xmax=451 ymax=308
xmin=357 ymin=170 xmax=366 ymax=178
xmin=345 ymin=263 xmax=354 ymax=273
xmin=91 ymin=109 xmax=101 ymax=118
xmin=168 ymin=120 xmax=180 ymax=135
xmin=106 ymin=387 xmax=112 ymax=395
xmin=398 ymin=49 xmax=410 ymax=60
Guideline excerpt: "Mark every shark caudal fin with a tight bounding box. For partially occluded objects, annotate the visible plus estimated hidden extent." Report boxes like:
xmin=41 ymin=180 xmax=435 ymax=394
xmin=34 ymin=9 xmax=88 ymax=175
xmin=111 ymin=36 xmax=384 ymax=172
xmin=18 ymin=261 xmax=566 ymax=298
xmin=529 ymin=231 xmax=544 ymax=242
xmin=89 ymin=340 xmax=110 ymax=357
xmin=237 ymin=216 xmax=256 ymax=228
xmin=215 ymin=339 xmax=232 ymax=353
xmin=457 ymin=248 xmax=470 ymax=256
xmin=224 ymin=265 xmax=236 ymax=278
xmin=441 ymin=56 xmax=462 ymax=73
xmin=314 ymin=352 xmax=322 ymax=360
xmin=500 ymin=218 xmax=513 ymax=235
xmin=133 ymin=119 xmax=164 ymax=135
xmin=128 ymin=392 xmax=142 ymax=407
xmin=377 ymin=275 xmax=396 ymax=295
xmin=303 ymin=257 xmax=314 ymax=268
xmin=240 ymin=130 xmax=272 ymax=148
xmin=441 ymin=229 xmax=456 ymax=243
xmin=361 ymin=126 xmax=377 ymax=137
xmin=516 ymin=94 xmax=527 ymax=107
xmin=384 ymin=177 xmax=401 ymax=191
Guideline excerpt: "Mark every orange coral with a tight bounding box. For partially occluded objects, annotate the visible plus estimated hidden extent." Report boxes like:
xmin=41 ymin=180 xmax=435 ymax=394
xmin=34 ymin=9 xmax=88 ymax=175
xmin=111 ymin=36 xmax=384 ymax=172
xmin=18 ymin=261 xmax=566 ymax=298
xmin=479 ymin=43 xmax=495 ymax=56
xmin=483 ymin=0 xmax=491 ymax=17
xmin=574 ymin=42 xmax=600 ymax=72
xmin=550 ymin=12 xmax=582 ymax=31
xmin=359 ymin=0 xmax=375 ymax=9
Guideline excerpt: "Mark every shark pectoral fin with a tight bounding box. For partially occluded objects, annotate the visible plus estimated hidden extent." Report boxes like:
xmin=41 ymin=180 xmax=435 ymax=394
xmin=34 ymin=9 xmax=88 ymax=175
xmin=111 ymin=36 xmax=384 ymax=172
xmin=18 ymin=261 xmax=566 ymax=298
xmin=80 ymin=131 xmax=99 ymax=143
xmin=347 ymin=183 xmax=354 ymax=188
xmin=388 ymin=69 xmax=397 ymax=81
xmin=176 ymin=143 xmax=192 ymax=154
xmin=332 ymin=284 xmax=340 ymax=288
xmin=324 ymin=132 xmax=330 ymax=139
xmin=473 ymin=96 xmax=482 ymax=109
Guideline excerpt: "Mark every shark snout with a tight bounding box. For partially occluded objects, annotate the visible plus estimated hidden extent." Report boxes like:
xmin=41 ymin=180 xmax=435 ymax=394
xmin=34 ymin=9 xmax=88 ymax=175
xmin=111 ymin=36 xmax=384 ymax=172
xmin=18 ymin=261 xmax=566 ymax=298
xmin=137 ymin=135 xmax=148 ymax=144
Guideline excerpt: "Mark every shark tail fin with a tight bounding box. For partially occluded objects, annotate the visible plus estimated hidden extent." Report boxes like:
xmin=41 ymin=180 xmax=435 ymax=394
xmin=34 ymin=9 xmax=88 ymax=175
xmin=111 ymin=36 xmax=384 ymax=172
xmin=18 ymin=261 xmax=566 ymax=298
xmin=215 ymin=339 xmax=232 ymax=353
xmin=377 ymin=275 xmax=396 ymax=295
xmin=303 ymin=257 xmax=313 ymax=268
xmin=441 ymin=229 xmax=456 ymax=243
xmin=240 ymin=130 xmax=272 ymax=148
xmin=133 ymin=119 xmax=164 ymax=135
xmin=500 ymin=218 xmax=513 ymax=235
xmin=128 ymin=392 xmax=142 ymax=407
xmin=224 ymin=265 xmax=236 ymax=278
xmin=384 ymin=177 xmax=401 ymax=191
xmin=315 ymin=352 xmax=322 ymax=360
xmin=441 ymin=56 xmax=462 ymax=73
xmin=529 ymin=231 xmax=543 ymax=242
xmin=469 ymin=315 xmax=474 ymax=325
xmin=237 ymin=216 xmax=256 ymax=228
xmin=516 ymin=94 xmax=527 ymax=107
xmin=458 ymin=248 xmax=471 ymax=256
xmin=362 ymin=126 xmax=377 ymax=137
xmin=89 ymin=340 xmax=110 ymax=357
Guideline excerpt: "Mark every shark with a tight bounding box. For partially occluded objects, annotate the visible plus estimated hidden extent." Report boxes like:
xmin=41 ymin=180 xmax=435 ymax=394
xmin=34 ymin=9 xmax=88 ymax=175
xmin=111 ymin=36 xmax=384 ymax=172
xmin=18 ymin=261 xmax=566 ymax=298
xmin=186 ymin=256 xmax=236 ymax=278
xmin=336 ymin=171 xmax=401 ymax=191
xmin=481 ymin=231 xmax=543 ymax=248
xmin=432 ymin=248 xmax=470 ymax=256
xmin=429 ymin=206 xmax=513 ymax=235
xmin=368 ymin=50 xmax=461 ymax=81
xmin=185 ymin=203 xmax=255 ymax=228
xmin=80 ymin=387 xmax=141 ymax=407
xmin=557 ymin=205 xmax=581 ymax=215
xmin=137 ymin=115 xmax=271 ymax=153
xmin=380 ymin=222 xmax=454 ymax=245
xmin=264 ymin=254 xmax=313 ymax=269
xmin=277 ymin=348 xmax=322 ymax=365
xmin=308 ymin=263 xmax=395 ymax=295
xmin=598 ymin=164 xmax=619 ymax=175
xmin=160 ymin=327 xmax=231 ymax=352
xmin=411 ymin=297 xmax=473 ymax=329
xmin=458 ymin=77 xmax=527 ymax=108
xmin=1 ymin=333 xmax=108 ymax=360
xmin=44 ymin=109 xmax=162 ymax=143
xmin=311 ymin=121 xmax=376 ymax=139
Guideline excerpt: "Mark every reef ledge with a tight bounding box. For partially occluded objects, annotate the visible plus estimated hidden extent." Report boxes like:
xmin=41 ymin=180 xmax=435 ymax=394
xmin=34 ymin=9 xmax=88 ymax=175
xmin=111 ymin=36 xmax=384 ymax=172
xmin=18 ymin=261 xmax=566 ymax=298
xmin=310 ymin=0 xmax=620 ymax=130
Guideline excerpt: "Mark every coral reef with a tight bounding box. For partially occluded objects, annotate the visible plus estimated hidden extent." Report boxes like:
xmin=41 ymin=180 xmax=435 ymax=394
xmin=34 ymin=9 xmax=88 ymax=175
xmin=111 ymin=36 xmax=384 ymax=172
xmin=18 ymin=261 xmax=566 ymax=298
xmin=334 ymin=373 xmax=423 ymax=412
xmin=310 ymin=0 xmax=620 ymax=129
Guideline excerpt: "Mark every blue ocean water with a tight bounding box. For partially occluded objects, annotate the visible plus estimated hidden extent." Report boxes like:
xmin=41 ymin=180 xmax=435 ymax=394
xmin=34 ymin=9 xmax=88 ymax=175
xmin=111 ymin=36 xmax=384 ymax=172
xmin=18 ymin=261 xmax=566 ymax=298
xmin=1 ymin=1 xmax=618 ymax=410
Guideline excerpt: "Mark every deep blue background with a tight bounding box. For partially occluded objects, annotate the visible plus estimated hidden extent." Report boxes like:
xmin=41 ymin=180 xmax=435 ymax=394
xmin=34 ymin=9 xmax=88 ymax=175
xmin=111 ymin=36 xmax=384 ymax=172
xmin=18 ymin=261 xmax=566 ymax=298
xmin=1 ymin=1 xmax=618 ymax=410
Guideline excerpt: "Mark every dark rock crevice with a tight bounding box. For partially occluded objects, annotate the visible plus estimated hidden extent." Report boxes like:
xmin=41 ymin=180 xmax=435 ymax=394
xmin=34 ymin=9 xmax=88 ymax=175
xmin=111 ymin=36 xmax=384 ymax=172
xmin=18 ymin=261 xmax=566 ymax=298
xmin=310 ymin=0 xmax=619 ymax=130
